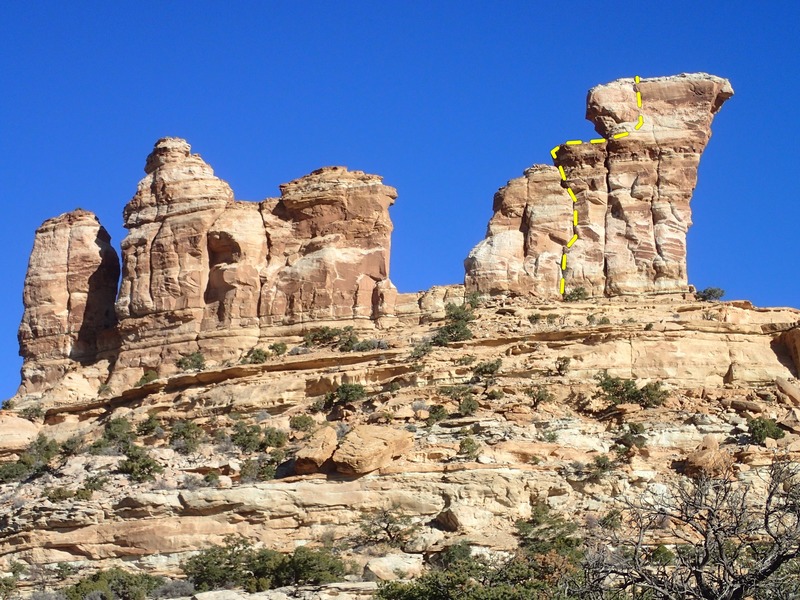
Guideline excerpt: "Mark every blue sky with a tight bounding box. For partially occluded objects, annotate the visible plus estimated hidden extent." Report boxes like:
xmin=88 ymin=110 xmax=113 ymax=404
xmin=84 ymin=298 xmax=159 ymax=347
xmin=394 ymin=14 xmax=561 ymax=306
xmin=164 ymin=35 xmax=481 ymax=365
xmin=1 ymin=1 xmax=798 ymax=400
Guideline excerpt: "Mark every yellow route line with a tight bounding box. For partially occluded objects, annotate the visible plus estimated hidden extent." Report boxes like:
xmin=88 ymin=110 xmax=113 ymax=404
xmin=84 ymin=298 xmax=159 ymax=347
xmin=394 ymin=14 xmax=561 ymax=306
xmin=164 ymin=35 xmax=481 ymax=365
xmin=551 ymin=75 xmax=646 ymax=296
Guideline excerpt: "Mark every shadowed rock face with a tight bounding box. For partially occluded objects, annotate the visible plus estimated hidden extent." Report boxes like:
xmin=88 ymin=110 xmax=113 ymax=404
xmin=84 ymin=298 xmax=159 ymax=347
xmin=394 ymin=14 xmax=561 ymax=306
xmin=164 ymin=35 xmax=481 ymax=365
xmin=465 ymin=73 xmax=734 ymax=299
xmin=18 ymin=210 xmax=120 ymax=392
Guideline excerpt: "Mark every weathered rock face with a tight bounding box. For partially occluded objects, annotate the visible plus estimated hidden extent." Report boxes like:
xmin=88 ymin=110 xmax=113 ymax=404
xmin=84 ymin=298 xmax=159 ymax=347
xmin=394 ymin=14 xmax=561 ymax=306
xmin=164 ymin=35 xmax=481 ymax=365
xmin=466 ymin=73 xmax=734 ymax=298
xmin=17 ymin=137 xmax=400 ymax=394
xmin=18 ymin=210 xmax=120 ymax=392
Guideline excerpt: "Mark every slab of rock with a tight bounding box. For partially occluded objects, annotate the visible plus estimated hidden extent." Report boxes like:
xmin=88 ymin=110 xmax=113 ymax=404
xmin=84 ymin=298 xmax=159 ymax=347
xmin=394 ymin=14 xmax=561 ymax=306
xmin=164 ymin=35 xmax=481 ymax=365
xmin=363 ymin=553 xmax=424 ymax=581
xmin=776 ymin=377 xmax=800 ymax=407
xmin=0 ymin=414 xmax=40 ymax=457
xmin=684 ymin=435 xmax=733 ymax=478
xmin=466 ymin=73 xmax=733 ymax=298
xmin=332 ymin=425 xmax=413 ymax=474
xmin=294 ymin=426 xmax=339 ymax=474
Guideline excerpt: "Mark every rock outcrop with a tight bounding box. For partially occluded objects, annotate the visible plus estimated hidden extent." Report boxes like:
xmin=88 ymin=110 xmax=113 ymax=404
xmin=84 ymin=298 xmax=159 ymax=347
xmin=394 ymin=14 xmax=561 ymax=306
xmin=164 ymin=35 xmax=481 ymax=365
xmin=18 ymin=210 xmax=119 ymax=393
xmin=17 ymin=138 xmax=400 ymax=393
xmin=466 ymin=73 xmax=734 ymax=298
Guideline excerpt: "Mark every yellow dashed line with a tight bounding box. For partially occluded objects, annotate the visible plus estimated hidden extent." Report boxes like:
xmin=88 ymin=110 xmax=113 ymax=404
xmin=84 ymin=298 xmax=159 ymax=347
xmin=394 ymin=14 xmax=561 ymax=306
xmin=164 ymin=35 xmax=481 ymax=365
xmin=552 ymin=75 xmax=646 ymax=296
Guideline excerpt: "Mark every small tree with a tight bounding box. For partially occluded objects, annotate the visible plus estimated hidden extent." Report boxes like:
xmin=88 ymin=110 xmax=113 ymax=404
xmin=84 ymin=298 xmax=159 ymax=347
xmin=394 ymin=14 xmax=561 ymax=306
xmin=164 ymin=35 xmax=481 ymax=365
xmin=696 ymin=287 xmax=725 ymax=302
xmin=581 ymin=459 xmax=800 ymax=600
xmin=748 ymin=417 xmax=785 ymax=445
xmin=177 ymin=352 xmax=205 ymax=372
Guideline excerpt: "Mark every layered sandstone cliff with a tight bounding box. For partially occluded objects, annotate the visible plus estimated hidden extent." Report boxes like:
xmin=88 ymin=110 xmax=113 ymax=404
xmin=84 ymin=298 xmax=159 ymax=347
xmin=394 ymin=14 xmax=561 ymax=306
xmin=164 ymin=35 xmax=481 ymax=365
xmin=17 ymin=138 xmax=400 ymax=394
xmin=465 ymin=73 xmax=734 ymax=298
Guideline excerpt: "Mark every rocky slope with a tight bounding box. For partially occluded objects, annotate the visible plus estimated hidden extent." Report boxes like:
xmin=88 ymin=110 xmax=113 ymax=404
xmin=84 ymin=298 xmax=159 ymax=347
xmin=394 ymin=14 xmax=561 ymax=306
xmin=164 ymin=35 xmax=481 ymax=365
xmin=3 ymin=72 xmax=800 ymax=600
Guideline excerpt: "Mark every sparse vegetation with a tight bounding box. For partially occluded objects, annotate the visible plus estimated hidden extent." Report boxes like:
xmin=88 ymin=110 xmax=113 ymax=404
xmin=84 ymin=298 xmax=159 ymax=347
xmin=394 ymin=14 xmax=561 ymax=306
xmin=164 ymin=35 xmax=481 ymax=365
xmin=696 ymin=286 xmax=725 ymax=302
xmin=431 ymin=302 xmax=475 ymax=346
xmin=555 ymin=356 xmax=571 ymax=376
xmin=525 ymin=385 xmax=554 ymax=408
xmin=136 ymin=413 xmax=161 ymax=437
xmin=135 ymin=370 xmax=158 ymax=387
xmin=409 ymin=341 xmax=432 ymax=360
xmin=426 ymin=404 xmax=449 ymax=426
xmin=289 ymin=414 xmax=316 ymax=432
xmin=472 ymin=358 xmax=501 ymax=382
xmin=358 ymin=505 xmax=417 ymax=547
xmin=595 ymin=371 xmax=669 ymax=408
xmin=458 ymin=436 xmax=480 ymax=459
xmin=269 ymin=342 xmax=287 ymax=355
xmin=242 ymin=347 xmax=269 ymax=364
xmin=564 ymin=287 xmax=589 ymax=302
xmin=748 ymin=417 xmax=785 ymax=445
xmin=455 ymin=354 xmax=477 ymax=366
xmin=0 ymin=433 xmax=59 ymax=483
xmin=181 ymin=535 xmax=346 ymax=592
xmin=177 ymin=351 xmax=206 ymax=371
xmin=20 ymin=405 xmax=44 ymax=421
xmin=231 ymin=422 xmax=263 ymax=453
xmin=529 ymin=313 xmax=542 ymax=325
xmin=118 ymin=445 xmax=163 ymax=483
xmin=169 ymin=420 xmax=203 ymax=454
xmin=458 ymin=395 xmax=479 ymax=416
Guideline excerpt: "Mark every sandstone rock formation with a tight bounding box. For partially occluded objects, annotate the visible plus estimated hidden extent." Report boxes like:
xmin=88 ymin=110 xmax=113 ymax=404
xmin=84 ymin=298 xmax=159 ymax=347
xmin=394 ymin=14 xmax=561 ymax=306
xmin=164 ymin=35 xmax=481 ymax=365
xmin=17 ymin=138 xmax=400 ymax=394
xmin=466 ymin=72 xmax=734 ymax=298
xmin=332 ymin=425 xmax=414 ymax=474
xmin=18 ymin=210 xmax=119 ymax=393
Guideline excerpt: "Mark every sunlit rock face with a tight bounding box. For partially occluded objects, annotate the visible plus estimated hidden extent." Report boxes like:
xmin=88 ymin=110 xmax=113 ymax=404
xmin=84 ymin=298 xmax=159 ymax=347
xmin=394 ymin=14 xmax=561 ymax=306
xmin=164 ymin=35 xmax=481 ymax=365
xmin=465 ymin=73 xmax=734 ymax=298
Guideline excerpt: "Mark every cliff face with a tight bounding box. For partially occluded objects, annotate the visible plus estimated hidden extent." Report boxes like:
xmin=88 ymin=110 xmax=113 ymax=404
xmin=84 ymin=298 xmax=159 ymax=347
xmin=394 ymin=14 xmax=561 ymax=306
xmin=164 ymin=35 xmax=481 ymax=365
xmin=17 ymin=210 xmax=119 ymax=394
xmin=17 ymin=139 xmax=400 ymax=394
xmin=465 ymin=73 xmax=734 ymax=298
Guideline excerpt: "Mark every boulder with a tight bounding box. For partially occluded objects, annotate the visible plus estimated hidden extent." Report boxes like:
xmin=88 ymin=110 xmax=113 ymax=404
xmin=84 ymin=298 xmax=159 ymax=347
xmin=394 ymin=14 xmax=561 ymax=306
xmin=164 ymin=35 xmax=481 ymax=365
xmin=363 ymin=553 xmax=424 ymax=581
xmin=294 ymin=426 xmax=339 ymax=474
xmin=684 ymin=435 xmax=733 ymax=478
xmin=332 ymin=425 xmax=413 ymax=475
xmin=0 ymin=414 xmax=40 ymax=457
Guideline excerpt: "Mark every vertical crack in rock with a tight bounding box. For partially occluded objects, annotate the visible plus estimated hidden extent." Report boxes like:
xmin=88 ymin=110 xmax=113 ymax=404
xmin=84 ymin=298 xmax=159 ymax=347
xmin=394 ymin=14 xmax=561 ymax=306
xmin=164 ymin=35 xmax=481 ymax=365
xmin=466 ymin=72 xmax=733 ymax=299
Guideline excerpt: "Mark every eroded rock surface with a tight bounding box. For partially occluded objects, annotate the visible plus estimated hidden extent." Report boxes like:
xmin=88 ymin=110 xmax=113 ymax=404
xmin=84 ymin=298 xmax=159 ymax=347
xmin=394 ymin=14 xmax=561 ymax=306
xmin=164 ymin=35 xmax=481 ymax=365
xmin=466 ymin=72 xmax=734 ymax=298
xmin=18 ymin=210 xmax=119 ymax=393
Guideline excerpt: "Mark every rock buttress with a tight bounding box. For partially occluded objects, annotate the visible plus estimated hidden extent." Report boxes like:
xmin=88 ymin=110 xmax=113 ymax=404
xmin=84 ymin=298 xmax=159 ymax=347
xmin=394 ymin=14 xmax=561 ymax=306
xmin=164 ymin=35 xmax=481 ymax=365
xmin=18 ymin=210 xmax=120 ymax=393
xmin=465 ymin=72 xmax=734 ymax=298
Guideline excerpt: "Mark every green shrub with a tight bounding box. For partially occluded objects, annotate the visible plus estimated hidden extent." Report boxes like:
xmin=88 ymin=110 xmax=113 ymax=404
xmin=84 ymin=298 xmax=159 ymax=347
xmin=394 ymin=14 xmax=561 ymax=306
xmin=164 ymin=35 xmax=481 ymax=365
xmin=304 ymin=327 xmax=342 ymax=347
xmin=595 ymin=371 xmax=668 ymax=408
xmin=136 ymin=414 xmax=161 ymax=437
xmin=289 ymin=414 xmax=316 ymax=432
xmin=644 ymin=323 xmax=654 ymax=331
xmin=528 ymin=313 xmax=542 ymax=325
xmin=486 ymin=389 xmax=504 ymax=400
xmin=170 ymin=420 xmax=203 ymax=455
xmin=103 ymin=417 xmax=136 ymax=450
xmin=20 ymin=406 xmax=44 ymax=421
xmin=334 ymin=383 xmax=367 ymax=404
xmin=0 ymin=461 xmax=31 ymax=483
xmin=564 ymin=287 xmax=589 ymax=302
xmin=1 ymin=399 xmax=14 ymax=411
xmin=242 ymin=348 xmax=269 ymax=364
xmin=44 ymin=486 xmax=75 ymax=502
xmin=261 ymin=427 xmax=289 ymax=449
xmin=231 ymin=422 xmax=263 ymax=453
xmin=555 ymin=356 xmax=571 ymax=376
xmin=439 ymin=385 xmax=470 ymax=400
xmin=181 ymin=536 xmax=346 ymax=592
xmin=455 ymin=354 xmax=477 ymax=366
xmin=445 ymin=302 xmax=476 ymax=323
xmin=60 ymin=435 xmax=84 ymax=457
xmin=426 ymin=405 xmax=449 ymax=426
xmin=0 ymin=434 xmax=61 ymax=482
xmin=203 ymin=470 xmax=220 ymax=486
xmin=459 ymin=437 xmax=480 ymax=459
xmin=118 ymin=445 xmax=163 ymax=482
xmin=650 ymin=544 xmax=676 ymax=566
xmin=587 ymin=314 xmax=596 ymax=325
xmin=269 ymin=342 xmax=288 ymax=356
xmin=64 ymin=567 xmax=164 ymax=600
xmin=472 ymin=359 xmax=501 ymax=382
xmin=598 ymin=316 xmax=611 ymax=325
xmin=588 ymin=455 xmax=615 ymax=481
xmin=409 ymin=341 xmax=432 ymax=360
xmin=240 ymin=453 xmax=282 ymax=482
xmin=177 ymin=352 xmax=206 ymax=372
xmin=748 ymin=417 xmax=785 ymax=445
xmin=359 ymin=505 xmax=417 ymax=547
xmin=458 ymin=395 xmax=479 ymax=416
xmin=696 ymin=287 xmax=725 ymax=302
xmin=525 ymin=385 xmax=554 ymax=408
xmin=135 ymin=370 xmax=159 ymax=387
xmin=82 ymin=475 xmax=108 ymax=492
xmin=546 ymin=314 xmax=558 ymax=325
xmin=431 ymin=321 xmax=473 ymax=346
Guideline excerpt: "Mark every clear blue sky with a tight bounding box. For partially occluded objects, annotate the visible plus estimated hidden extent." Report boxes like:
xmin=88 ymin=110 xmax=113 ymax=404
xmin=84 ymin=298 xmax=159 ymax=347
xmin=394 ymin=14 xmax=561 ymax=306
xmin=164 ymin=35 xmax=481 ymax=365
xmin=1 ymin=1 xmax=798 ymax=400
